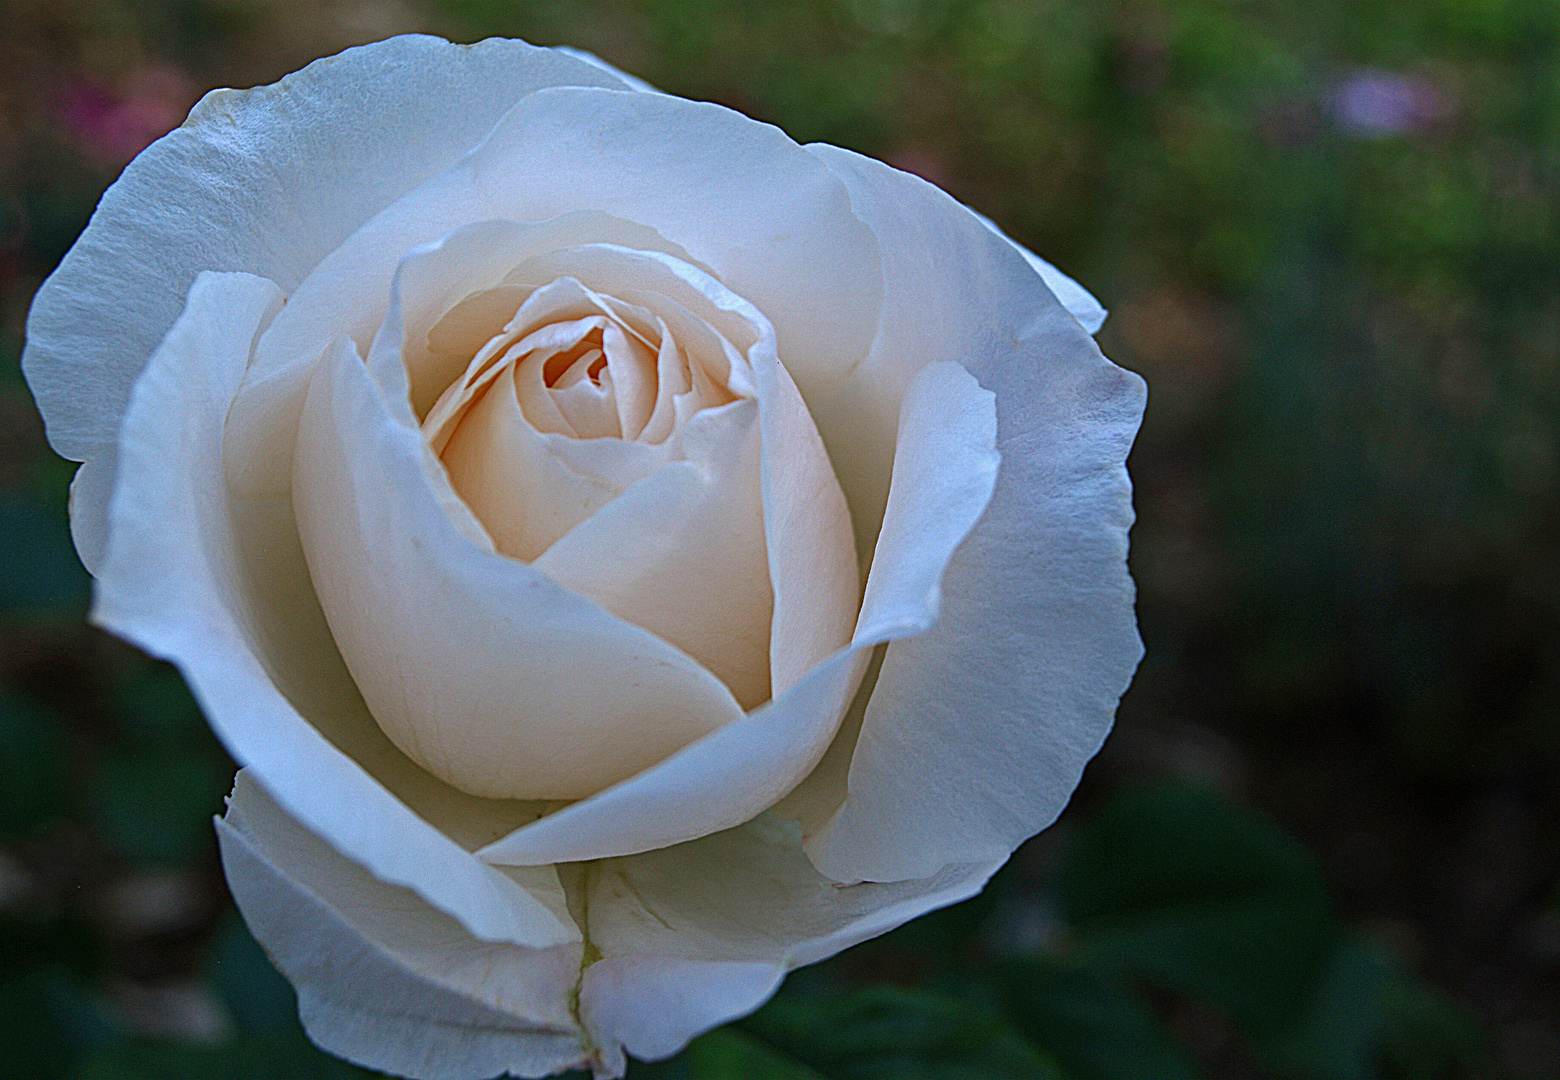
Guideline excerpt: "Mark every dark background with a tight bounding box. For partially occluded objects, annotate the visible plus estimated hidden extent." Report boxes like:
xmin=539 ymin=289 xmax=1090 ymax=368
xmin=0 ymin=1 xmax=1555 ymax=1077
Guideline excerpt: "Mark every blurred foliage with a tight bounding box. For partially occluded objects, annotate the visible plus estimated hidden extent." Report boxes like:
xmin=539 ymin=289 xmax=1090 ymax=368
xmin=1 ymin=0 xmax=1556 ymax=1077
xmin=621 ymin=786 xmax=1493 ymax=1080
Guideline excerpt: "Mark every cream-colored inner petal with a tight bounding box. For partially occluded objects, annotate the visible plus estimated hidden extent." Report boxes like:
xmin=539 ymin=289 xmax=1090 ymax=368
xmin=418 ymin=272 xmax=770 ymax=706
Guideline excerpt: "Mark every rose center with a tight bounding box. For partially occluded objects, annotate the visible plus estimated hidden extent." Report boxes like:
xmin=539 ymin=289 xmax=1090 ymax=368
xmin=414 ymin=275 xmax=746 ymax=567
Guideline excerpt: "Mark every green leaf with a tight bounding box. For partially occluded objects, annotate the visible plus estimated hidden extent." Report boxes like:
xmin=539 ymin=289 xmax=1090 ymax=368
xmin=1374 ymin=976 xmax=1491 ymax=1080
xmin=1061 ymin=785 xmax=1327 ymax=924
xmin=71 ymin=1036 xmax=376 ymax=1080
xmin=1059 ymin=785 xmax=1337 ymax=1033
xmin=0 ymin=691 xmax=71 ymax=833
xmin=0 ymin=495 xmax=89 ymax=614
xmin=631 ymin=1027 xmax=829 ymax=1079
xmin=205 ymin=915 xmax=305 ymax=1040
xmin=1265 ymin=935 xmax=1390 ymax=1080
xmin=740 ymin=982 xmax=1062 ymax=1079
xmin=92 ymin=750 xmax=229 ymax=864
xmin=994 ymin=956 xmax=1206 ymax=1080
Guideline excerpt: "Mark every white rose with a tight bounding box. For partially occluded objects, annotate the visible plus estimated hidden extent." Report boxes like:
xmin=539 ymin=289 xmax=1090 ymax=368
xmin=24 ymin=35 xmax=1144 ymax=1079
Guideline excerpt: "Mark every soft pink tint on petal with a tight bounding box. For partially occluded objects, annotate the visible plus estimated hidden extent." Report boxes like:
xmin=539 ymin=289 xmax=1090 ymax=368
xmin=535 ymin=401 xmax=774 ymax=710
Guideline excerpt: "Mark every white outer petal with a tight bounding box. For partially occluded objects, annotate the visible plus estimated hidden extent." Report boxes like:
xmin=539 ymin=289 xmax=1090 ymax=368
xmin=220 ymin=770 xmax=1004 ymax=1079
xmin=577 ymin=817 xmax=1004 ymax=1069
xmin=799 ymin=145 xmax=1145 ymax=884
xmin=23 ymin=34 xmax=635 ymax=571
xmin=557 ymin=58 xmax=1109 ymax=353
xmin=219 ymin=772 xmax=589 ymax=1080
xmin=93 ymin=271 xmax=576 ymax=947
xmin=561 ymin=60 xmax=1108 ymax=340
xmin=967 ymin=208 xmax=1109 ymax=334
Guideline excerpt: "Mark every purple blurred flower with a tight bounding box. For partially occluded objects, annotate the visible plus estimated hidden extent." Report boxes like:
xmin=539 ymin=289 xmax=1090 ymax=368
xmin=1333 ymin=68 xmax=1449 ymax=137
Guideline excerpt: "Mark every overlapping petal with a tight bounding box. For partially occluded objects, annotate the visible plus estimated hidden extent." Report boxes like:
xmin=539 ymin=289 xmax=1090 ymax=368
xmin=218 ymin=773 xmax=588 ymax=1080
xmin=476 ymin=360 xmax=995 ymax=868
xmin=230 ymin=85 xmax=882 ymax=502
xmin=293 ymin=333 xmax=748 ymax=800
xmin=794 ymin=146 xmax=1145 ymax=884
xmin=310 ymin=232 xmax=861 ymax=804
xmin=25 ymin=35 xmax=635 ymax=570
xmin=577 ymin=819 xmax=1002 ymax=1072
xmin=564 ymin=46 xmax=1110 ymax=341
xmin=533 ymin=400 xmax=775 ymax=710
xmin=220 ymin=769 xmax=1003 ymax=1078
xmin=93 ymin=271 xmax=578 ymax=947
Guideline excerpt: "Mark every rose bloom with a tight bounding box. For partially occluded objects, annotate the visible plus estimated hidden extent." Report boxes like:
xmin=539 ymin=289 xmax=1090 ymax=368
xmin=24 ymin=36 xmax=1144 ymax=1079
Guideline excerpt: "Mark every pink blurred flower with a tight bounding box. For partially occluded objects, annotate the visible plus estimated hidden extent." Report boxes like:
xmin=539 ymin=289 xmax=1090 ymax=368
xmin=58 ymin=68 xmax=195 ymax=166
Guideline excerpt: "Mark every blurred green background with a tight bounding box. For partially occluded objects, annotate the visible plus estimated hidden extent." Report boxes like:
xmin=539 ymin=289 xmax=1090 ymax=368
xmin=0 ymin=0 xmax=1555 ymax=1077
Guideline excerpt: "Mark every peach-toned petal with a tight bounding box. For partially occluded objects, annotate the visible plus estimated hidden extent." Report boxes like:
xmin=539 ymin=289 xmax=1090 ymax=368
xmin=293 ymin=334 xmax=746 ymax=801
